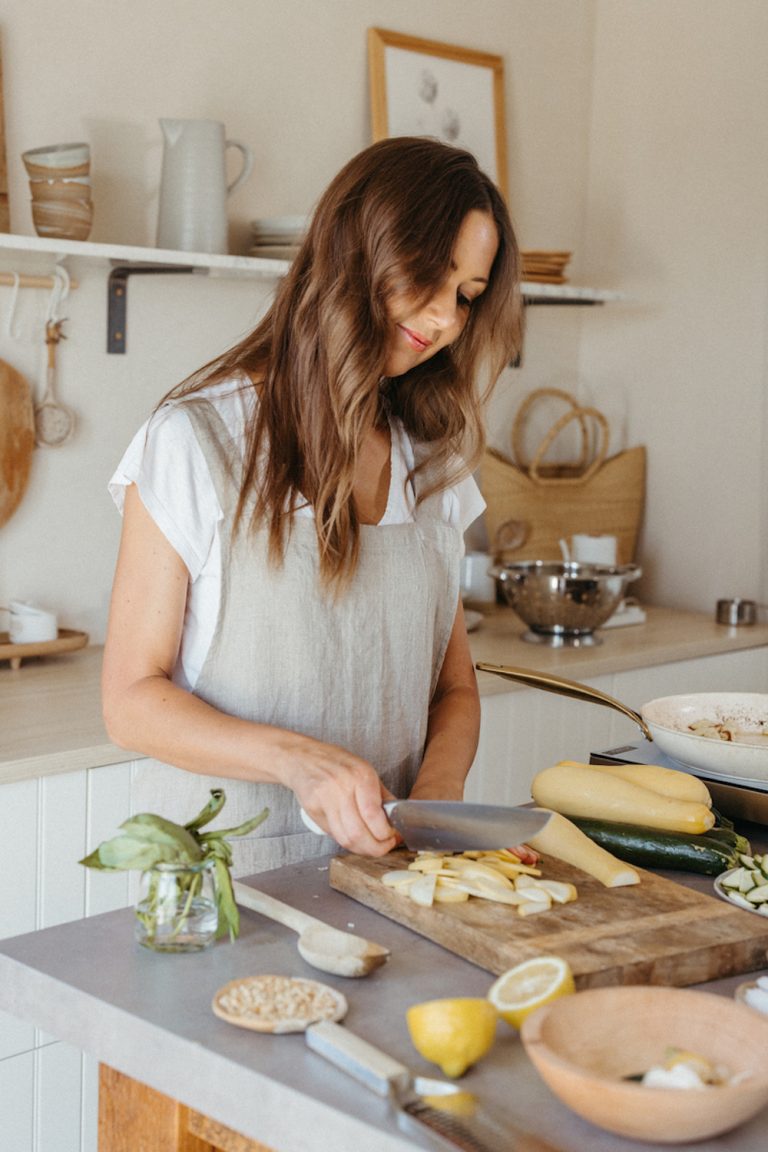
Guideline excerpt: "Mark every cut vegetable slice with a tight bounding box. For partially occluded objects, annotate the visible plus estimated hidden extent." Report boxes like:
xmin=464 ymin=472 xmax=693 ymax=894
xmin=527 ymin=809 xmax=640 ymax=887
xmin=537 ymin=879 xmax=578 ymax=904
xmin=408 ymin=873 xmax=438 ymax=907
xmin=517 ymin=898 xmax=551 ymax=917
xmin=381 ymin=870 xmax=419 ymax=889
xmin=408 ymin=856 xmax=447 ymax=874
xmin=433 ymin=881 xmax=470 ymax=904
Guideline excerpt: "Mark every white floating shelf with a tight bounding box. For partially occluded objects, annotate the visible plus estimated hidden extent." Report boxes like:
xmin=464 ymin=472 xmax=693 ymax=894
xmin=0 ymin=230 xmax=283 ymax=279
xmin=0 ymin=233 xmax=623 ymax=297
xmin=0 ymin=232 xmax=623 ymax=352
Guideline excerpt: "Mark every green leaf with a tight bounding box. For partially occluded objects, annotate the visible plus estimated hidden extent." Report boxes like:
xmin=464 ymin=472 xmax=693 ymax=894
xmin=98 ymin=835 xmax=186 ymax=871
xmin=119 ymin=813 xmax=202 ymax=861
xmin=79 ymin=847 xmax=116 ymax=870
xmin=210 ymin=807 xmax=270 ymax=841
xmin=211 ymin=855 xmax=239 ymax=940
xmin=200 ymin=837 xmax=233 ymax=866
xmin=184 ymin=789 xmax=227 ymax=833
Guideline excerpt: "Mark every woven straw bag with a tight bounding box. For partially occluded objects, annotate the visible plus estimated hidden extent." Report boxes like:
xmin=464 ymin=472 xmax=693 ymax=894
xmin=480 ymin=388 xmax=646 ymax=565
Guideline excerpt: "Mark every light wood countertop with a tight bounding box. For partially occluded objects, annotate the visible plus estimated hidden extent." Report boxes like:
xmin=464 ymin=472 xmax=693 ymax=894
xmin=0 ymin=646 xmax=130 ymax=785
xmin=470 ymin=603 xmax=768 ymax=696
xmin=2 ymin=607 xmax=767 ymax=784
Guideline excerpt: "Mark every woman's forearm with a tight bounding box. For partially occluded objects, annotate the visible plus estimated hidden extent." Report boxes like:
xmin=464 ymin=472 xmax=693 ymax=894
xmin=409 ymin=598 xmax=481 ymax=801
xmin=410 ymin=680 xmax=481 ymax=801
xmin=103 ymin=672 xmax=294 ymax=785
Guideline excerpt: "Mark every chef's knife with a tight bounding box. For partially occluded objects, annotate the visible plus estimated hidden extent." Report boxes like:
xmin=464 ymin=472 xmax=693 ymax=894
xmin=300 ymin=801 xmax=551 ymax=852
xmin=306 ymin=1019 xmax=562 ymax=1152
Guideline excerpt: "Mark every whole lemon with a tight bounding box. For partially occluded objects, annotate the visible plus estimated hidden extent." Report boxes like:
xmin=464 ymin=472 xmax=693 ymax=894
xmin=406 ymin=997 xmax=498 ymax=1078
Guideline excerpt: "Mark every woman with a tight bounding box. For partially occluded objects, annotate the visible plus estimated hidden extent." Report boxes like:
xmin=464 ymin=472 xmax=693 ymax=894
xmin=103 ymin=136 xmax=522 ymax=874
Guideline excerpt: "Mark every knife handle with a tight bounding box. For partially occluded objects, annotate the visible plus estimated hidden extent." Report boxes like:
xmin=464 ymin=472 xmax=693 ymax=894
xmin=305 ymin=1020 xmax=410 ymax=1097
xmin=300 ymin=803 xmax=397 ymax=836
xmin=299 ymin=808 xmax=324 ymax=835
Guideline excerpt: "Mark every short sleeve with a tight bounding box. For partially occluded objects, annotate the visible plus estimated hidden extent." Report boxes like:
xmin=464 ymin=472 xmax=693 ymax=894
xmin=108 ymin=404 xmax=222 ymax=580
xmin=440 ymin=472 xmax=486 ymax=541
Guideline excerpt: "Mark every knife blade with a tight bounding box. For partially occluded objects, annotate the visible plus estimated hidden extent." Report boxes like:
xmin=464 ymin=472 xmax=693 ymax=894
xmin=300 ymin=801 xmax=551 ymax=852
xmin=382 ymin=801 xmax=551 ymax=852
xmin=306 ymin=1020 xmax=562 ymax=1152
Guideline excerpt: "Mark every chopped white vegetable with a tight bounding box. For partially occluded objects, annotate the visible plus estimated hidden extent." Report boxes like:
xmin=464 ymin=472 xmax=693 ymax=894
xmin=642 ymin=1064 xmax=707 ymax=1090
xmin=408 ymin=873 xmax=438 ymax=907
xmin=744 ymin=986 xmax=768 ymax=1015
xmin=380 ymin=849 xmax=578 ymax=913
xmin=381 ymin=870 xmax=419 ymax=888
xmin=517 ymin=898 xmax=551 ymax=917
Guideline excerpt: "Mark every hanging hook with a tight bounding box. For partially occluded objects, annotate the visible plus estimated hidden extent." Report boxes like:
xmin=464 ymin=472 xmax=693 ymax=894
xmin=45 ymin=264 xmax=71 ymax=325
xmin=5 ymin=271 xmax=22 ymax=340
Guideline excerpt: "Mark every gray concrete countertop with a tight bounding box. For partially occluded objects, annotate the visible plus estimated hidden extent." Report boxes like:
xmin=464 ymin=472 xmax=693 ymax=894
xmin=1 ymin=853 xmax=768 ymax=1152
xmin=2 ymin=607 xmax=767 ymax=783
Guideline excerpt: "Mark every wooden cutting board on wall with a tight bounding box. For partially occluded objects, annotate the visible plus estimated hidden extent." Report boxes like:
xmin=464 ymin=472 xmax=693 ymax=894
xmin=0 ymin=359 xmax=35 ymax=527
xmin=330 ymin=851 xmax=768 ymax=988
xmin=0 ymin=35 xmax=9 ymax=232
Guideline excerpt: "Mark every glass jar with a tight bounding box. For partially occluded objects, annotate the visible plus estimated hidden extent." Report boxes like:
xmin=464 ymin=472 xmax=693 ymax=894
xmin=135 ymin=859 xmax=218 ymax=952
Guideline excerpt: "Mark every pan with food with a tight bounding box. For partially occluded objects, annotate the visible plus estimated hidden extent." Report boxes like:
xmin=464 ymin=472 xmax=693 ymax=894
xmin=475 ymin=663 xmax=768 ymax=783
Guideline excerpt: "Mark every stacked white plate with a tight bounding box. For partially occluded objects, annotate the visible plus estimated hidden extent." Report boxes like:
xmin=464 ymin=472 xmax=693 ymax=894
xmin=248 ymin=214 xmax=307 ymax=260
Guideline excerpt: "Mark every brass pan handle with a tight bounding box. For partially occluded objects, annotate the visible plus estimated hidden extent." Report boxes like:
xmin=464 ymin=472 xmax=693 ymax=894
xmin=475 ymin=662 xmax=653 ymax=742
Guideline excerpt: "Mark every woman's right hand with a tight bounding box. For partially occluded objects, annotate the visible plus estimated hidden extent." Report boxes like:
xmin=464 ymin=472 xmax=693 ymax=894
xmin=279 ymin=732 xmax=399 ymax=857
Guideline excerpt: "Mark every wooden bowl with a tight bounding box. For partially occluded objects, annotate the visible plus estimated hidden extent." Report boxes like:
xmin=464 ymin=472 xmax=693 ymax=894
xmin=521 ymin=986 xmax=768 ymax=1143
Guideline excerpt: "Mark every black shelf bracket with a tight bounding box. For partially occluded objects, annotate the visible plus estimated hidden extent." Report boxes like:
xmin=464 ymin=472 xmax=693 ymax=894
xmin=107 ymin=263 xmax=200 ymax=354
xmin=522 ymin=296 xmax=604 ymax=306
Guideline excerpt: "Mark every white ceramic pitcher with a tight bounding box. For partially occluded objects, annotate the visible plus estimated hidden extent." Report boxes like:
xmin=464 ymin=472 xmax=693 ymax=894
xmin=156 ymin=118 xmax=254 ymax=254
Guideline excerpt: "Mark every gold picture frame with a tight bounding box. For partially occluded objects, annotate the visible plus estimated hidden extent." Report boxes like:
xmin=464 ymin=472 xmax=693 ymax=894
xmin=368 ymin=27 xmax=508 ymax=201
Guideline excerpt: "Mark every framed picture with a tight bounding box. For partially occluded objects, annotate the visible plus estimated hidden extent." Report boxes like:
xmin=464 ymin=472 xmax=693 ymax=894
xmin=368 ymin=27 xmax=507 ymax=201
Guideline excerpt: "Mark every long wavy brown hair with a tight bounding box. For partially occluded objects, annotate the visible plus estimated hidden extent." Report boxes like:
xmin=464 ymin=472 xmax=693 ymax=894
xmin=165 ymin=136 xmax=523 ymax=588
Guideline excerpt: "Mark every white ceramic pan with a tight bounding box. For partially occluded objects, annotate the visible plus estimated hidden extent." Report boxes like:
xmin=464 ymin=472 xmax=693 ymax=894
xmin=475 ymin=663 xmax=768 ymax=783
xmin=643 ymin=693 xmax=768 ymax=781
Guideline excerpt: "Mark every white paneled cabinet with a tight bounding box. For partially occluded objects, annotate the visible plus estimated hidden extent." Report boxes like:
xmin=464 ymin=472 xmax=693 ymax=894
xmin=0 ymin=763 xmax=134 ymax=1152
xmin=2 ymin=641 xmax=767 ymax=1151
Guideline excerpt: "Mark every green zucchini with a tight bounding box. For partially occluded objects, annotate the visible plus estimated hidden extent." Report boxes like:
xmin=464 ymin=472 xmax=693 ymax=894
xmin=568 ymin=817 xmax=750 ymax=876
xmin=702 ymin=827 xmax=752 ymax=856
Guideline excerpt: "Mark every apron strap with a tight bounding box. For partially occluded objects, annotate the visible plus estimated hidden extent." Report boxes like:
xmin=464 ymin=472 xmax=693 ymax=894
xmin=183 ymin=397 xmax=244 ymax=522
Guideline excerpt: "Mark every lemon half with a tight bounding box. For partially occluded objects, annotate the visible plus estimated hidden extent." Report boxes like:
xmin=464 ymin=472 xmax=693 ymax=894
xmin=406 ymin=997 xmax=498 ymax=1078
xmin=488 ymin=955 xmax=575 ymax=1029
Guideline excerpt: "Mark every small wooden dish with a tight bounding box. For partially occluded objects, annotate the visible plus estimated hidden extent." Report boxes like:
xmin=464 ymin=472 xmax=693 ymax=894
xmin=0 ymin=628 xmax=89 ymax=670
xmin=211 ymin=974 xmax=347 ymax=1034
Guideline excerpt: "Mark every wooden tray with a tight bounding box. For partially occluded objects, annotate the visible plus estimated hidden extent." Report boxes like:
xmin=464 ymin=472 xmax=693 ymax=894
xmin=330 ymin=849 xmax=768 ymax=988
xmin=0 ymin=628 xmax=89 ymax=670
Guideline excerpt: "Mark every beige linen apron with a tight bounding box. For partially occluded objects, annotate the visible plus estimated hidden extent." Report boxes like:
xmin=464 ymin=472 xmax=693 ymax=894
xmin=132 ymin=398 xmax=461 ymax=875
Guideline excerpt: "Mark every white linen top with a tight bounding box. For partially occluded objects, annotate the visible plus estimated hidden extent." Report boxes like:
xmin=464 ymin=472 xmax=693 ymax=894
xmin=109 ymin=377 xmax=485 ymax=691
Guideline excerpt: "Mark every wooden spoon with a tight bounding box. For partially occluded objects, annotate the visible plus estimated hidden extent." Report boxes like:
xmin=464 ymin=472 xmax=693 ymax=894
xmin=0 ymin=358 xmax=35 ymax=528
xmin=232 ymin=879 xmax=390 ymax=978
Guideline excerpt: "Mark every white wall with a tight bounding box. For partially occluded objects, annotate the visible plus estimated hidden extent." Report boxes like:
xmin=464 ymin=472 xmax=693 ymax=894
xmin=0 ymin=0 xmax=595 ymax=642
xmin=1 ymin=0 xmax=766 ymax=642
xmin=579 ymin=0 xmax=768 ymax=612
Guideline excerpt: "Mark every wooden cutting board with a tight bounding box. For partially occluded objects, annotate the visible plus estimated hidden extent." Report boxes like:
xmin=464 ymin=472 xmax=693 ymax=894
xmin=0 ymin=359 xmax=35 ymax=528
xmin=330 ymin=850 xmax=768 ymax=988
